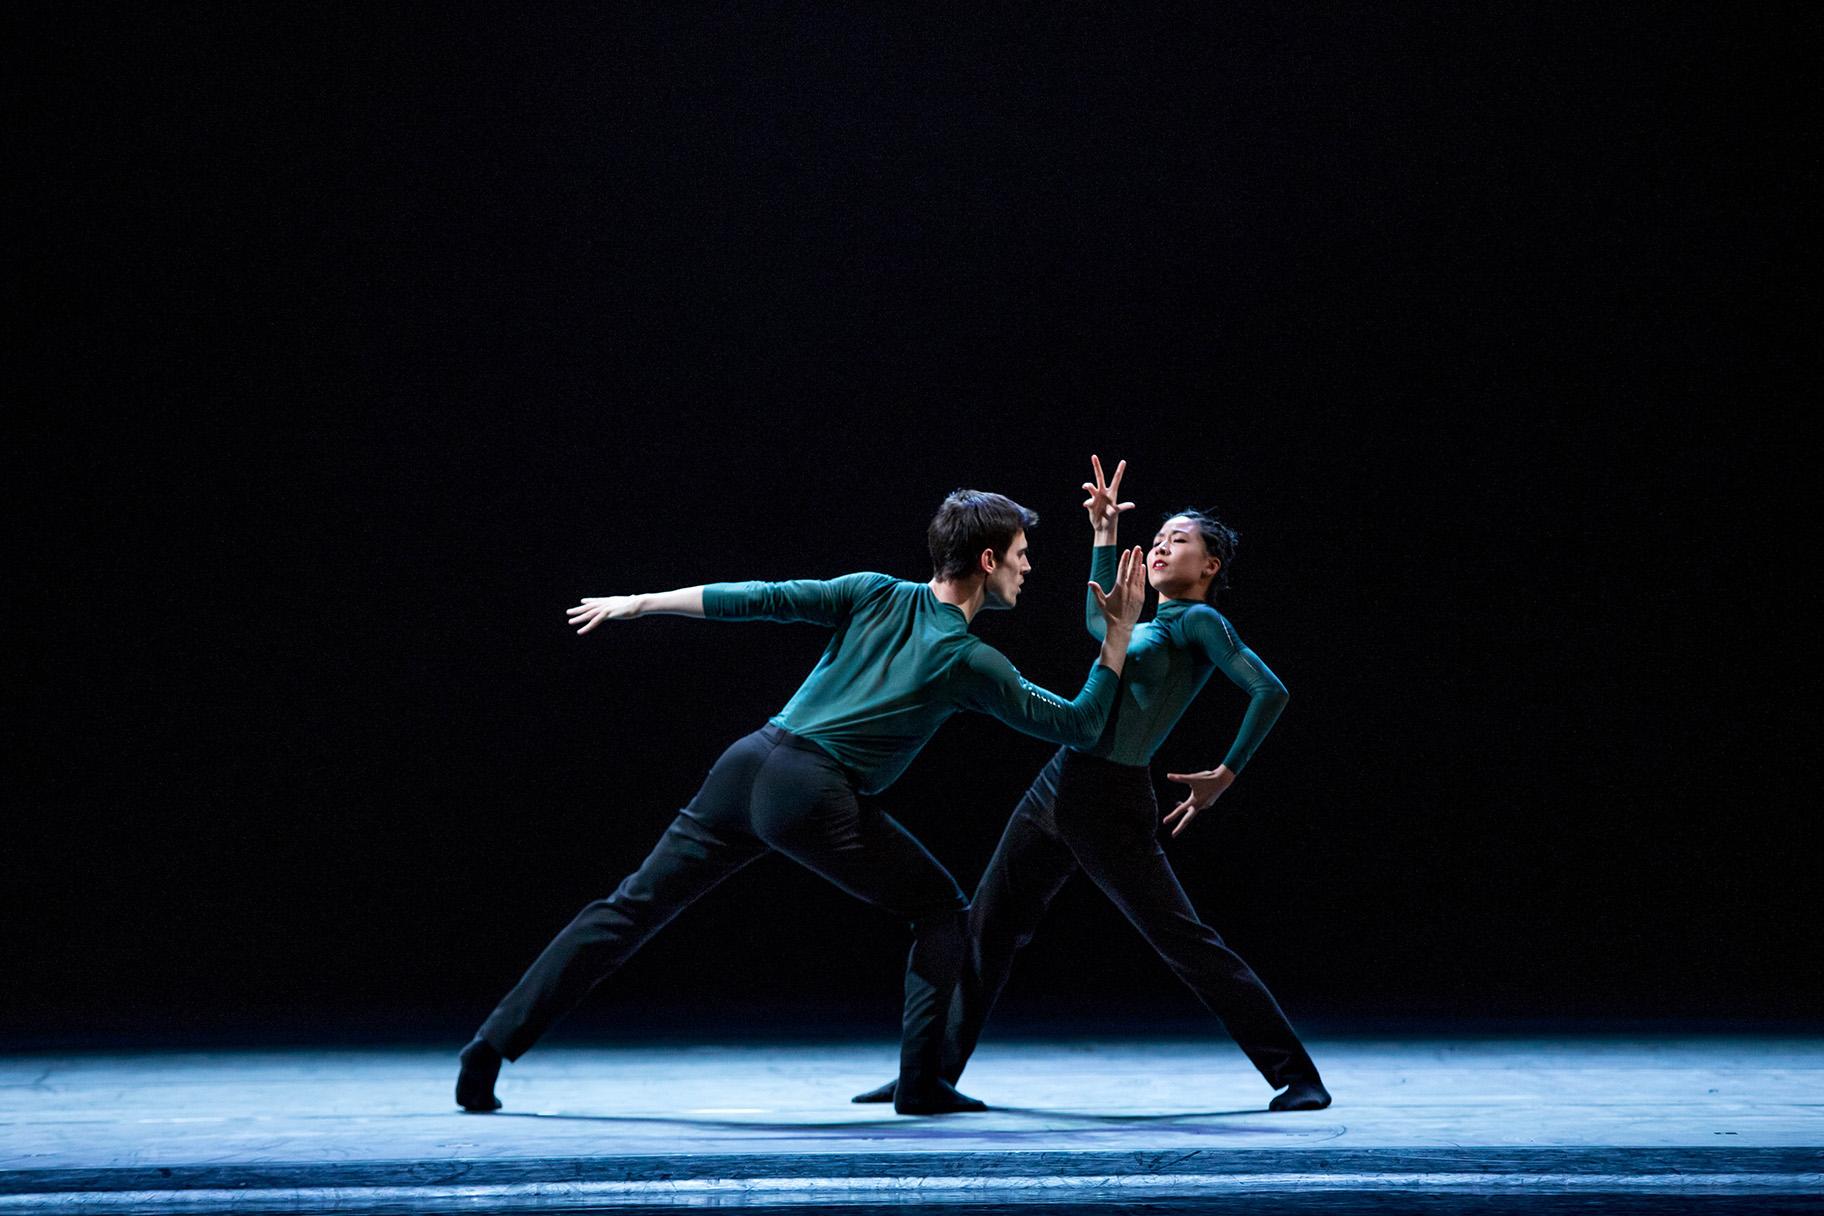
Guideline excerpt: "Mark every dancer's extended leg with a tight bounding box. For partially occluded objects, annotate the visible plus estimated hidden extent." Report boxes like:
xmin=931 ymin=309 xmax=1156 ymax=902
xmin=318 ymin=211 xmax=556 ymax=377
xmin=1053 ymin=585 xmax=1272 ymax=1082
xmin=854 ymin=750 xmax=1078 ymax=1104
xmin=1057 ymin=758 xmax=1326 ymax=1108
xmin=459 ymin=734 xmax=771 ymax=1110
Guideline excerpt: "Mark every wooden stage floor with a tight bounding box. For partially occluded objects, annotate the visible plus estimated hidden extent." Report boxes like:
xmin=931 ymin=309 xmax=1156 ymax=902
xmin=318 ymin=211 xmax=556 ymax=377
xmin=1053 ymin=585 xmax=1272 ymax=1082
xmin=2 ymin=1035 xmax=1819 ymax=1212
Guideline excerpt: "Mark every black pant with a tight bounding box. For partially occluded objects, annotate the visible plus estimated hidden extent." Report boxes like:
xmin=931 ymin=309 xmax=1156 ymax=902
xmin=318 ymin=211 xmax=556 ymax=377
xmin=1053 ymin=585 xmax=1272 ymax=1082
xmin=940 ymin=747 xmax=1318 ymax=1089
xmin=478 ymin=725 xmax=968 ymax=1086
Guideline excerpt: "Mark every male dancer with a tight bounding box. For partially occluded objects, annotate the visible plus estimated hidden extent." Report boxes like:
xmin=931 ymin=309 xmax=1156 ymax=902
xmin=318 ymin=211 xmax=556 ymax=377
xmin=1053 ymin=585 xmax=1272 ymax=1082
xmin=456 ymin=489 xmax=1146 ymax=1115
xmin=855 ymin=459 xmax=1330 ymax=1112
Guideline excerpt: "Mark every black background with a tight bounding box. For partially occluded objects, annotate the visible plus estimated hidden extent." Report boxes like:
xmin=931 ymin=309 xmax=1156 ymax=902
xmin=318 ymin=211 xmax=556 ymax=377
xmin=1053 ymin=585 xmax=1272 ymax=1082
xmin=11 ymin=5 xmax=1815 ymax=1044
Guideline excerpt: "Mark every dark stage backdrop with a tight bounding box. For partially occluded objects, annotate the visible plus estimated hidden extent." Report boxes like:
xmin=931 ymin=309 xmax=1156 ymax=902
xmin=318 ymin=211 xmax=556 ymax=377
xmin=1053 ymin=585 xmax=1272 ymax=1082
xmin=11 ymin=5 xmax=1813 ymax=1043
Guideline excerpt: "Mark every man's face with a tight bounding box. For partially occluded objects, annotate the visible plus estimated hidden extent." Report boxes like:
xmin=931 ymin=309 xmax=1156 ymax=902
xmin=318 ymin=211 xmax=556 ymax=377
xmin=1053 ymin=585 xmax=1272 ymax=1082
xmin=983 ymin=529 xmax=1031 ymax=609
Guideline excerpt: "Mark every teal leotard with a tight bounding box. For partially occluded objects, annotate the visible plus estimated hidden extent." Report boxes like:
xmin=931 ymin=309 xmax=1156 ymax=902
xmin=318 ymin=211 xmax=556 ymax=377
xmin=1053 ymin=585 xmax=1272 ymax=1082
xmin=1080 ymin=546 xmax=1288 ymax=771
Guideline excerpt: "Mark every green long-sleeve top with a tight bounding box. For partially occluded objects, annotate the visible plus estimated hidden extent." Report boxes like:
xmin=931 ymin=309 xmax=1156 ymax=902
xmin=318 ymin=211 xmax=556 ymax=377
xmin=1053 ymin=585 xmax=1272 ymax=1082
xmin=1081 ymin=545 xmax=1289 ymax=771
xmin=703 ymin=573 xmax=1118 ymax=794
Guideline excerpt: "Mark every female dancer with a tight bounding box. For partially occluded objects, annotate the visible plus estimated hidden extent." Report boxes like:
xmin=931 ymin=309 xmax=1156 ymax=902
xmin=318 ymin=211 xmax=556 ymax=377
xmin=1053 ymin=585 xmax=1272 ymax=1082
xmin=857 ymin=458 xmax=1330 ymax=1111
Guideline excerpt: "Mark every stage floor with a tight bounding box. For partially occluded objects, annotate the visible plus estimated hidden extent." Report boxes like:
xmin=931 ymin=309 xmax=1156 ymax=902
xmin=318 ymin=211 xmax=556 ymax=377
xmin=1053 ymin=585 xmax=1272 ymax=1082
xmin=2 ymin=1035 xmax=1819 ymax=1211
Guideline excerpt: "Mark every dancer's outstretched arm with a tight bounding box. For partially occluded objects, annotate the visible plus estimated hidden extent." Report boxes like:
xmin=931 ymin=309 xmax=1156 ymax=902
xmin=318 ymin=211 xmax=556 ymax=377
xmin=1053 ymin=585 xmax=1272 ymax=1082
xmin=1081 ymin=454 xmax=1134 ymax=641
xmin=568 ymin=587 xmax=706 ymax=632
xmin=958 ymin=545 xmax=1146 ymax=749
xmin=567 ymin=572 xmax=891 ymax=634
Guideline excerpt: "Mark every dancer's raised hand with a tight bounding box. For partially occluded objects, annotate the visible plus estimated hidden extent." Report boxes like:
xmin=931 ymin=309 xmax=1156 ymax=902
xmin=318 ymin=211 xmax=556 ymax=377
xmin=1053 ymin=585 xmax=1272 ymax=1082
xmin=1089 ymin=544 xmax=1147 ymax=635
xmin=1081 ymin=454 xmax=1135 ymax=541
xmin=567 ymin=596 xmax=642 ymax=634
xmin=1162 ymin=767 xmax=1236 ymax=837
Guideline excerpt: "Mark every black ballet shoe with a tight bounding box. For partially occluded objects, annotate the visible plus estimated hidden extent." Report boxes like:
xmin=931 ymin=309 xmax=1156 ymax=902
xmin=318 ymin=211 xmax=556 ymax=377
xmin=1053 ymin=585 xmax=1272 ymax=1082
xmin=456 ymin=1037 xmax=503 ymax=1112
xmin=851 ymin=1079 xmax=897 ymax=1104
xmin=1268 ymin=1076 xmax=1331 ymax=1112
xmin=893 ymin=1078 xmax=986 ymax=1115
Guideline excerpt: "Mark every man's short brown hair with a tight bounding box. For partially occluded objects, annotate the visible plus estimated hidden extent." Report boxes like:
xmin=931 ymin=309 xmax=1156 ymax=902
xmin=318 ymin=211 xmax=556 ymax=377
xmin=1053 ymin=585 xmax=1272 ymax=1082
xmin=927 ymin=490 xmax=1038 ymax=580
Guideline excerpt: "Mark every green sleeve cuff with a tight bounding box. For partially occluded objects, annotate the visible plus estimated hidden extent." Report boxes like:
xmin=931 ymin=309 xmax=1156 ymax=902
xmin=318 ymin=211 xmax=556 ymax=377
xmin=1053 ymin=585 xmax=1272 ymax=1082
xmin=701 ymin=583 xmax=749 ymax=619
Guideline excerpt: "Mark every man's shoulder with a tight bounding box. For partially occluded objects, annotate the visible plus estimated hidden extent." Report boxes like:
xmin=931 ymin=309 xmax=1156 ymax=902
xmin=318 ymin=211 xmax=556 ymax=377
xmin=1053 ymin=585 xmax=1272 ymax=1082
xmin=949 ymin=633 xmax=1013 ymax=674
xmin=832 ymin=571 xmax=903 ymax=598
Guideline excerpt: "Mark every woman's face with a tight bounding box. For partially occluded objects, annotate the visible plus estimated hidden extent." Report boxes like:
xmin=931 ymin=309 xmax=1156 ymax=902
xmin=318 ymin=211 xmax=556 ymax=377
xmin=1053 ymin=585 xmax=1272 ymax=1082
xmin=1147 ymin=516 xmax=1219 ymax=599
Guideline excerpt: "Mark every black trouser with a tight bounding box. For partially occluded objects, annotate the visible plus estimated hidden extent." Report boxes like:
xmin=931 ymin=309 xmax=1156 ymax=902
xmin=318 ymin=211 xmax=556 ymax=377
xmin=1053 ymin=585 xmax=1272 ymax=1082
xmin=940 ymin=747 xmax=1318 ymax=1089
xmin=478 ymin=725 xmax=968 ymax=1088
